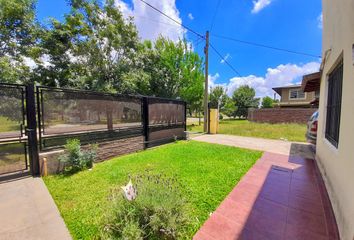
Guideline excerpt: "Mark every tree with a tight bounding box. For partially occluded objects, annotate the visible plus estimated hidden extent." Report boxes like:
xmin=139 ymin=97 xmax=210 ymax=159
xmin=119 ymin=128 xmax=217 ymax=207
xmin=232 ymin=85 xmax=260 ymax=119
xmin=0 ymin=0 xmax=205 ymax=110
xmin=261 ymin=96 xmax=275 ymax=108
xmin=209 ymin=86 xmax=227 ymax=109
xmin=0 ymin=0 xmax=40 ymax=83
xmin=34 ymin=0 xmax=141 ymax=91
xmin=137 ymin=37 xmax=204 ymax=113
xmin=222 ymin=97 xmax=237 ymax=118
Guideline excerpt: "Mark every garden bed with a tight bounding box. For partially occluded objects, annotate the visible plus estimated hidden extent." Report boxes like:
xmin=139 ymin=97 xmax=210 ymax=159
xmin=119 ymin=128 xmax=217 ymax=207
xmin=44 ymin=141 xmax=262 ymax=239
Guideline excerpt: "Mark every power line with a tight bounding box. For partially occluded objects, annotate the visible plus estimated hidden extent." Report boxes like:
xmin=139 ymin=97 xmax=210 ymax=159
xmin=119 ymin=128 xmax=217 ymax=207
xmin=211 ymin=33 xmax=321 ymax=58
xmin=193 ymin=35 xmax=205 ymax=49
xmin=209 ymin=42 xmax=242 ymax=77
xmin=133 ymin=15 xmax=186 ymax=28
xmin=137 ymin=0 xmax=204 ymax=39
xmin=136 ymin=0 xmax=243 ymax=78
xmin=210 ymin=0 xmax=222 ymax=32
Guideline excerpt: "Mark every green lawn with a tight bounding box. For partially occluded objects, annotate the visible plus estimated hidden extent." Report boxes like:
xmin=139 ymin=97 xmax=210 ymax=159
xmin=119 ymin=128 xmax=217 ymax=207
xmin=0 ymin=116 xmax=20 ymax=132
xmin=44 ymin=141 xmax=262 ymax=239
xmin=188 ymin=119 xmax=307 ymax=142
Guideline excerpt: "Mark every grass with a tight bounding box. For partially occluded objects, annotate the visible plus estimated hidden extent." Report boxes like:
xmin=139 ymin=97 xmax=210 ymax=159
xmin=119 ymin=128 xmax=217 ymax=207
xmin=44 ymin=141 xmax=262 ymax=239
xmin=188 ymin=119 xmax=307 ymax=142
xmin=0 ymin=116 xmax=20 ymax=132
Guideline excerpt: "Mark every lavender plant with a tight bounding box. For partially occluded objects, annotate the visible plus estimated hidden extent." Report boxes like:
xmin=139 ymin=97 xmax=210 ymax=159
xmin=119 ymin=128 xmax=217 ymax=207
xmin=102 ymin=171 xmax=192 ymax=240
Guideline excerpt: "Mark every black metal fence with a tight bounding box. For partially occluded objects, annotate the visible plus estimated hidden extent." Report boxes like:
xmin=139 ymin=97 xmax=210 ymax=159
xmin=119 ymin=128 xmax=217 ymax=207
xmin=0 ymin=83 xmax=187 ymax=178
xmin=37 ymin=86 xmax=187 ymax=150
xmin=0 ymin=84 xmax=33 ymax=178
xmin=37 ymin=87 xmax=144 ymax=150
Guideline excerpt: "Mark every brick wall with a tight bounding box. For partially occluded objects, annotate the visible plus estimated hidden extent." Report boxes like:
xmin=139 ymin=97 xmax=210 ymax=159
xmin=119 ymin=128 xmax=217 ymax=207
xmin=39 ymin=135 xmax=144 ymax=175
xmin=248 ymin=108 xmax=317 ymax=124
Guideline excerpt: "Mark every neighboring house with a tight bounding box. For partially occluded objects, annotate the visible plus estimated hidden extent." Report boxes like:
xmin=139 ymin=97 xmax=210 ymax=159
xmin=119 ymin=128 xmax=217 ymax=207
xmin=303 ymin=1 xmax=354 ymax=239
xmin=272 ymin=85 xmax=317 ymax=108
xmin=301 ymin=72 xmax=321 ymax=106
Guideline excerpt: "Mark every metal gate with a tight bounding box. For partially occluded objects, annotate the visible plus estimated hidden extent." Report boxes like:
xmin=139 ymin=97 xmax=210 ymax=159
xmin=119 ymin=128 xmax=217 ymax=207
xmin=0 ymin=83 xmax=39 ymax=180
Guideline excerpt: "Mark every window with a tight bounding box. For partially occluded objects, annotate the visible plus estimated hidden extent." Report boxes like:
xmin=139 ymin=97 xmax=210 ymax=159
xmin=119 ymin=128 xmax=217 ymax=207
xmin=325 ymin=61 xmax=343 ymax=147
xmin=289 ymin=89 xmax=306 ymax=100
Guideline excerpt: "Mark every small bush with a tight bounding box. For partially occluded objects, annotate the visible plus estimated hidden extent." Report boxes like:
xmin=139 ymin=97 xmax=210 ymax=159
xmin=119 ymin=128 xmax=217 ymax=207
xmin=103 ymin=172 xmax=192 ymax=240
xmin=59 ymin=139 xmax=97 ymax=174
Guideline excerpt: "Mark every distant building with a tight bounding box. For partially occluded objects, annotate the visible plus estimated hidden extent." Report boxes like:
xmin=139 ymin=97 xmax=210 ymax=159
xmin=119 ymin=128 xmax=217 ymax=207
xmin=272 ymin=85 xmax=317 ymax=108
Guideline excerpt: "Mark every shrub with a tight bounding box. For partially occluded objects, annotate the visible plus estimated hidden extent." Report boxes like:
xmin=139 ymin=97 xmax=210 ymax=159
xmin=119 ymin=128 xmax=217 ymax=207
xmin=59 ymin=139 xmax=97 ymax=174
xmin=103 ymin=172 xmax=192 ymax=240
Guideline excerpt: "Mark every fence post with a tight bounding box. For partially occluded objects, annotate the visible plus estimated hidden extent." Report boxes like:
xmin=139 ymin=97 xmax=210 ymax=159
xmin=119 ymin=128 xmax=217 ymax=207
xmin=184 ymin=101 xmax=187 ymax=133
xmin=207 ymin=102 xmax=211 ymax=134
xmin=26 ymin=84 xmax=40 ymax=176
xmin=142 ymin=97 xmax=149 ymax=149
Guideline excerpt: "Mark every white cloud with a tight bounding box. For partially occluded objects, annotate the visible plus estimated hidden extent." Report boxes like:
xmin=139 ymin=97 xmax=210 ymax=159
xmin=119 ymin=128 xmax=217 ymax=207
xmin=208 ymin=73 xmax=220 ymax=90
xmin=251 ymin=0 xmax=272 ymax=14
xmin=188 ymin=13 xmax=194 ymax=20
xmin=317 ymin=13 xmax=323 ymax=29
xmin=224 ymin=61 xmax=321 ymax=98
xmin=220 ymin=53 xmax=230 ymax=64
xmin=115 ymin=0 xmax=186 ymax=42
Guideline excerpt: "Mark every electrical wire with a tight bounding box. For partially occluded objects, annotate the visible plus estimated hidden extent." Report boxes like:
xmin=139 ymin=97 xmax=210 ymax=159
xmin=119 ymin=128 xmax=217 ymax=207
xmin=137 ymin=0 xmax=205 ymax=39
xmin=211 ymin=33 xmax=321 ymax=58
xmin=210 ymin=0 xmax=222 ymax=32
xmin=136 ymin=0 xmax=242 ymax=77
xmin=209 ymin=42 xmax=242 ymax=77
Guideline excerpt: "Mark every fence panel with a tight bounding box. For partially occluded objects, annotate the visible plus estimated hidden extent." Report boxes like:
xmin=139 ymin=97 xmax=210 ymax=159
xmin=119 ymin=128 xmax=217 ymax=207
xmin=0 ymin=84 xmax=30 ymax=177
xmin=147 ymin=97 xmax=186 ymax=147
xmin=0 ymin=84 xmax=25 ymax=139
xmin=37 ymin=87 xmax=144 ymax=150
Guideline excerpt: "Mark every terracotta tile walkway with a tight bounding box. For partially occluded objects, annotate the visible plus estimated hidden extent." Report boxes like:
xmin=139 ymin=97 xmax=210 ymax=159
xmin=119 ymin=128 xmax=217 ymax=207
xmin=194 ymin=152 xmax=339 ymax=240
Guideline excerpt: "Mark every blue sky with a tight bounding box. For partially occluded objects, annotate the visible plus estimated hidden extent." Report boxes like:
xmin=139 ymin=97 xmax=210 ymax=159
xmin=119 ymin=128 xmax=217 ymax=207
xmin=36 ymin=0 xmax=323 ymax=98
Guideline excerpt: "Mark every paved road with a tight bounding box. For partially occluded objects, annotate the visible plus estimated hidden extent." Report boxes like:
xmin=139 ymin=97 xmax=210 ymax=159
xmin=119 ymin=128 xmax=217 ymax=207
xmin=0 ymin=177 xmax=71 ymax=240
xmin=192 ymin=134 xmax=315 ymax=159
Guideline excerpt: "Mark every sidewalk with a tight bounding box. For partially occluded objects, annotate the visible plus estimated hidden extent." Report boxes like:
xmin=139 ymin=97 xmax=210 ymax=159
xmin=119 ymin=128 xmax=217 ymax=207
xmin=192 ymin=134 xmax=315 ymax=159
xmin=0 ymin=177 xmax=71 ymax=240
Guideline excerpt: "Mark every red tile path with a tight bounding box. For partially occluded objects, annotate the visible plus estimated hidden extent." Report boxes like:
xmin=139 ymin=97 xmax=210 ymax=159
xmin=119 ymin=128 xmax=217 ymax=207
xmin=194 ymin=152 xmax=340 ymax=240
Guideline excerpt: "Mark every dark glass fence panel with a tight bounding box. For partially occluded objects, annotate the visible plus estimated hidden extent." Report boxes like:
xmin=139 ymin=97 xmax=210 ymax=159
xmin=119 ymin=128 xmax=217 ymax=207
xmin=148 ymin=98 xmax=185 ymax=125
xmin=147 ymin=98 xmax=186 ymax=147
xmin=36 ymin=87 xmax=186 ymax=150
xmin=0 ymin=143 xmax=27 ymax=175
xmin=40 ymin=88 xmax=142 ymax=136
xmin=0 ymin=85 xmax=25 ymax=139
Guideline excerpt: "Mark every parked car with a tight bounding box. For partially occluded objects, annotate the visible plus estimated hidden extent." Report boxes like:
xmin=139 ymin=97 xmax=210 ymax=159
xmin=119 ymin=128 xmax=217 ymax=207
xmin=306 ymin=111 xmax=319 ymax=144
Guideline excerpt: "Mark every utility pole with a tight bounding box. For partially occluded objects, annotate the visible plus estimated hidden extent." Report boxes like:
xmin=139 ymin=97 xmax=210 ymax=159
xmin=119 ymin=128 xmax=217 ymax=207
xmin=203 ymin=31 xmax=209 ymax=133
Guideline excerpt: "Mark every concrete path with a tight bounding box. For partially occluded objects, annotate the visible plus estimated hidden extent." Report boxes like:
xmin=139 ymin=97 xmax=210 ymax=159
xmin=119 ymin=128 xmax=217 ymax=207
xmin=192 ymin=134 xmax=315 ymax=159
xmin=0 ymin=177 xmax=71 ymax=240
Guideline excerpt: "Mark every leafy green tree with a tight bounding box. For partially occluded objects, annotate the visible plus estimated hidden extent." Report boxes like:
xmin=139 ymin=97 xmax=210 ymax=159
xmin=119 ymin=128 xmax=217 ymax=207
xmin=209 ymin=86 xmax=228 ymax=109
xmin=137 ymin=37 xmax=204 ymax=113
xmin=35 ymin=0 xmax=140 ymax=91
xmin=222 ymin=97 xmax=237 ymax=118
xmin=261 ymin=96 xmax=275 ymax=108
xmin=0 ymin=0 xmax=40 ymax=83
xmin=0 ymin=0 xmax=205 ymax=111
xmin=232 ymin=85 xmax=260 ymax=119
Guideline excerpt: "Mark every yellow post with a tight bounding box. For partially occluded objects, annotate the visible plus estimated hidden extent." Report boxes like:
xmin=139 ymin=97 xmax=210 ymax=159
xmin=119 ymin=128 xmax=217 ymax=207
xmin=43 ymin=157 xmax=48 ymax=177
xmin=209 ymin=109 xmax=219 ymax=134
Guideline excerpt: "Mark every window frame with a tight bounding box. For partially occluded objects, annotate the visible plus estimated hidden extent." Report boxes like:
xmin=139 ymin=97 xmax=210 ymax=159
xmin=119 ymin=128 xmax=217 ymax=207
xmin=288 ymin=88 xmax=306 ymax=100
xmin=325 ymin=60 xmax=343 ymax=148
